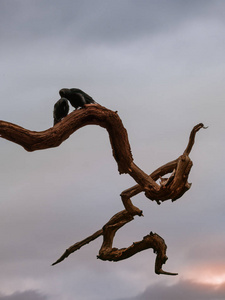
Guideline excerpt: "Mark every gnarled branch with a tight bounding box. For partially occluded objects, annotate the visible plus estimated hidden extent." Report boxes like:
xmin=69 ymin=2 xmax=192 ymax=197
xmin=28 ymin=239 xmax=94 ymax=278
xmin=52 ymin=210 xmax=177 ymax=275
xmin=50 ymin=118 xmax=205 ymax=274
xmin=0 ymin=104 xmax=206 ymax=275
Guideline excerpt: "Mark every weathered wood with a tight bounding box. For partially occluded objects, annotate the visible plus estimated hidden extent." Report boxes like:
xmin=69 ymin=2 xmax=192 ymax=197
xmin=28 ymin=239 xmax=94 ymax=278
xmin=0 ymin=104 xmax=206 ymax=275
xmin=52 ymin=229 xmax=103 ymax=266
xmin=121 ymin=123 xmax=205 ymax=213
xmin=0 ymin=105 xmax=133 ymax=174
xmin=52 ymin=210 xmax=177 ymax=275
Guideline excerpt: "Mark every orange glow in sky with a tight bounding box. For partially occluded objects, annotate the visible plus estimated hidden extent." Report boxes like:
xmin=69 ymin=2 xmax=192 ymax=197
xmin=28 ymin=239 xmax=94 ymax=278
xmin=198 ymin=273 xmax=225 ymax=285
xmin=184 ymin=264 xmax=225 ymax=286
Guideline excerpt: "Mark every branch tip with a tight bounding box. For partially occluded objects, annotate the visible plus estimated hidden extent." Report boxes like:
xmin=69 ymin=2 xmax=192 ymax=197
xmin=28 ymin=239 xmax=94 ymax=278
xmin=156 ymin=269 xmax=178 ymax=276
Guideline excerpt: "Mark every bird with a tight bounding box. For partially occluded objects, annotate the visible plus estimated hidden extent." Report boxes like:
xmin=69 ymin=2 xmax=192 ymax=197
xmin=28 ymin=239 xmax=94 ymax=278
xmin=59 ymin=88 xmax=96 ymax=109
xmin=53 ymin=98 xmax=69 ymax=126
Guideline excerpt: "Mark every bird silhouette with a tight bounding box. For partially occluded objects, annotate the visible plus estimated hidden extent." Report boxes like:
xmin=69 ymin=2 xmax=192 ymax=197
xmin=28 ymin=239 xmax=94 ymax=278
xmin=59 ymin=88 xmax=96 ymax=109
xmin=53 ymin=98 xmax=69 ymax=126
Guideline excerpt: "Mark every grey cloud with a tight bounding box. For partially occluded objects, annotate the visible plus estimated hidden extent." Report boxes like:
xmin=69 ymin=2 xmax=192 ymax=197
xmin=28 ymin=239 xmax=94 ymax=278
xmin=0 ymin=0 xmax=73 ymax=40
xmin=1 ymin=0 xmax=224 ymax=46
xmin=117 ymin=279 xmax=225 ymax=300
xmin=0 ymin=290 xmax=47 ymax=300
xmin=75 ymin=0 xmax=213 ymax=43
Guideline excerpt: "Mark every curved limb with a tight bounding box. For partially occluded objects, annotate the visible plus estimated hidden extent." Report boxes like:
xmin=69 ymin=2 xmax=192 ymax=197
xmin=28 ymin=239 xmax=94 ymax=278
xmin=52 ymin=229 xmax=103 ymax=266
xmin=1 ymin=105 xmax=206 ymax=275
xmin=183 ymin=123 xmax=208 ymax=155
xmin=0 ymin=105 xmax=163 ymax=193
xmin=52 ymin=209 xmax=177 ymax=275
xmin=0 ymin=107 xmax=206 ymax=202
xmin=121 ymin=123 xmax=206 ymax=213
xmin=0 ymin=105 xmax=133 ymax=174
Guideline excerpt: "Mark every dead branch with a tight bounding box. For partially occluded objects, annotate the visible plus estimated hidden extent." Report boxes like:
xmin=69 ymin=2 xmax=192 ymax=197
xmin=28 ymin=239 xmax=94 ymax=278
xmin=0 ymin=104 xmax=206 ymax=275
xmin=51 ymin=122 xmax=205 ymax=274
xmin=52 ymin=210 xmax=177 ymax=275
xmin=52 ymin=229 xmax=103 ymax=266
xmin=121 ymin=123 xmax=206 ymax=213
xmin=0 ymin=105 xmax=133 ymax=174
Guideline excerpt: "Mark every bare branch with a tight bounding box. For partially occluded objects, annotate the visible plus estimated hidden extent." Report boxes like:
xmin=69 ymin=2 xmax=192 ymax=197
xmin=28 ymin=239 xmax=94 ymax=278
xmin=52 ymin=229 xmax=103 ymax=266
xmin=183 ymin=123 xmax=207 ymax=155
xmin=53 ymin=210 xmax=177 ymax=275
xmin=1 ymin=104 xmax=206 ymax=275
xmin=0 ymin=105 xmax=133 ymax=174
xmin=121 ymin=124 xmax=206 ymax=213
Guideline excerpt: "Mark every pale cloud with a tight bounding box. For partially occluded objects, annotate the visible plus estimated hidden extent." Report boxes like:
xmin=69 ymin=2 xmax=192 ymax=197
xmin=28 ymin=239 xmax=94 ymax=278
xmin=117 ymin=279 xmax=225 ymax=300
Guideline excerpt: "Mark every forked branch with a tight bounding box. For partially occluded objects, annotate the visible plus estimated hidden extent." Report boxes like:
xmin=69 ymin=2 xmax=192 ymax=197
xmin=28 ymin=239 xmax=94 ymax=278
xmin=0 ymin=104 xmax=206 ymax=275
xmin=50 ymin=119 xmax=205 ymax=275
xmin=52 ymin=210 xmax=177 ymax=275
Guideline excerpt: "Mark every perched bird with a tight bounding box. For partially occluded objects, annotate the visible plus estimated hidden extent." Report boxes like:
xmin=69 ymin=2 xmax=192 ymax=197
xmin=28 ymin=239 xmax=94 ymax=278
xmin=53 ymin=98 xmax=69 ymax=126
xmin=59 ymin=88 xmax=96 ymax=109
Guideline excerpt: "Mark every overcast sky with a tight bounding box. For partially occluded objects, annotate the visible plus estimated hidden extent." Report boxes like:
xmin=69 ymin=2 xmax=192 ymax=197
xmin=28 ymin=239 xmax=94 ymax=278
xmin=0 ymin=1 xmax=225 ymax=299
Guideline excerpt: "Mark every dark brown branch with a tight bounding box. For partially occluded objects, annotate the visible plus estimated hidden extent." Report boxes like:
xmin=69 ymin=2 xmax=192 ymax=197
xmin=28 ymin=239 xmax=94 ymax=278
xmin=0 ymin=105 xmax=133 ymax=174
xmin=52 ymin=229 xmax=103 ymax=266
xmin=98 ymin=210 xmax=177 ymax=275
xmin=51 ymin=122 xmax=206 ymax=274
xmin=183 ymin=123 xmax=207 ymax=155
xmin=0 ymin=106 xmax=205 ymax=196
xmin=121 ymin=123 xmax=206 ymax=213
xmin=52 ymin=210 xmax=177 ymax=275
xmin=1 ymin=104 xmax=206 ymax=275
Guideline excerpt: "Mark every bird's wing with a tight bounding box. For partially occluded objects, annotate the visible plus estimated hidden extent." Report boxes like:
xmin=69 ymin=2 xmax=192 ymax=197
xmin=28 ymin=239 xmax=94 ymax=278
xmin=70 ymin=88 xmax=95 ymax=102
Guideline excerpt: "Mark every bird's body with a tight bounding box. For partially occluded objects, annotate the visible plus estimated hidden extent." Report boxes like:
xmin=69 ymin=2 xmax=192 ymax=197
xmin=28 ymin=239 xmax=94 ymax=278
xmin=53 ymin=98 xmax=69 ymax=125
xmin=59 ymin=88 xmax=96 ymax=109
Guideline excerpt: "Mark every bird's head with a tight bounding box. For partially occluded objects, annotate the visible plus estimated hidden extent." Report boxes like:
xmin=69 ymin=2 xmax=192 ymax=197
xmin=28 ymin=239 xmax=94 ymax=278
xmin=59 ymin=88 xmax=70 ymax=98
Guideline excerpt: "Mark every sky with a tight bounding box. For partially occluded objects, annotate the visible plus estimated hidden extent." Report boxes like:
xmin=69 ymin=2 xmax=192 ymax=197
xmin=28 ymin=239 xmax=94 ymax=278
xmin=0 ymin=0 xmax=225 ymax=299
